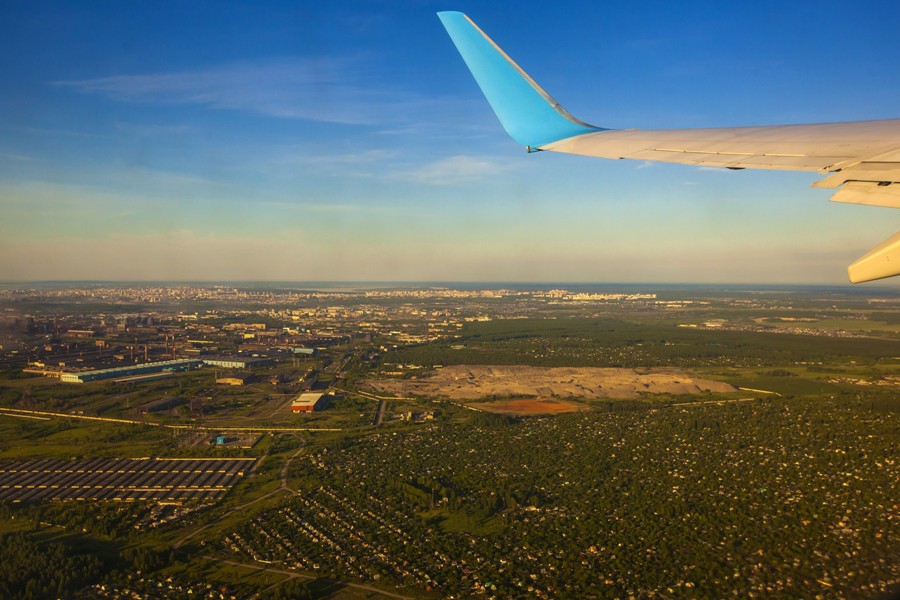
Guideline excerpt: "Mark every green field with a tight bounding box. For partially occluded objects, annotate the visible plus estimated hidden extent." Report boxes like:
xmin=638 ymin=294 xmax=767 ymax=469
xmin=762 ymin=316 xmax=900 ymax=333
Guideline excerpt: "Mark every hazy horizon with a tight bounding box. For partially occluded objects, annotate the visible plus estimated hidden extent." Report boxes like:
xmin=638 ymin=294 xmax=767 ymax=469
xmin=2 ymin=279 xmax=899 ymax=295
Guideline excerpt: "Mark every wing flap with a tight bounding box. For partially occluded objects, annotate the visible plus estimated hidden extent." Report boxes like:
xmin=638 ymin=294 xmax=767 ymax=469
xmin=812 ymin=151 xmax=900 ymax=207
xmin=830 ymin=181 xmax=900 ymax=209
xmin=813 ymin=168 xmax=900 ymax=189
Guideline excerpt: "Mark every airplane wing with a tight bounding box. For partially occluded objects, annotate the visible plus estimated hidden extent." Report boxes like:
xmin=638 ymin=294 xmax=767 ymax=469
xmin=437 ymin=11 xmax=900 ymax=283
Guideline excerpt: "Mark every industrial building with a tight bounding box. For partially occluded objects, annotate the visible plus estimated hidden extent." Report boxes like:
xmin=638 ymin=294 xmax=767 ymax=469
xmin=58 ymin=359 xmax=203 ymax=383
xmin=290 ymin=392 xmax=328 ymax=413
xmin=202 ymin=356 xmax=274 ymax=369
xmin=216 ymin=372 xmax=255 ymax=386
xmin=114 ymin=372 xmax=174 ymax=384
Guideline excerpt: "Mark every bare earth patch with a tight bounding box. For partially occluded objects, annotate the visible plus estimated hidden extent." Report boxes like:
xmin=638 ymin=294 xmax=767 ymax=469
xmin=364 ymin=365 xmax=736 ymax=400
xmin=476 ymin=398 xmax=587 ymax=415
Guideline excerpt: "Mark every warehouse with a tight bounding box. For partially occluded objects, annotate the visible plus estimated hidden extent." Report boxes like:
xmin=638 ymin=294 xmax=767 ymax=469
xmin=216 ymin=372 xmax=255 ymax=386
xmin=290 ymin=392 xmax=328 ymax=413
xmin=202 ymin=356 xmax=274 ymax=369
xmin=59 ymin=359 xmax=203 ymax=383
xmin=292 ymin=347 xmax=318 ymax=356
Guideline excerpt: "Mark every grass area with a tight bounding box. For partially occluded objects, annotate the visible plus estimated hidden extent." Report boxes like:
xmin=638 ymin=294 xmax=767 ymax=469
xmin=706 ymin=364 xmax=894 ymax=397
xmin=162 ymin=556 xmax=295 ymax=592
xmin=726 ymin=375 xmax=846 ymax=396
xmin=386 ymin=317 xmax=900 ymax=371
xmin=0 ymin=516 xmax=42 ymax=535
xmin=420 ymin=508 xmax=505 ymax=536
xmin=0 ymin=418 xmax=174 ymax=459
xmin=762 ymin=317 xmax=900 ymax=334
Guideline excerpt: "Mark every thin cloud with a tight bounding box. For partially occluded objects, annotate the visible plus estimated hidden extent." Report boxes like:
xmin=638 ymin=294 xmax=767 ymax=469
xmin=114 ymin=121 xmax=195 ymax=136
xmin=0 ymin=152 xmax=41 ymax=162
xmin=393 ymin=155 xmax=513 ymax=185
xmin=257 ymin=148 xmax=397 ymax=179
xmin=280 ymin=149 xmax=396 ymax=166
xmin=51 ymin=57 xmax=417 ymax=126
xmin=117 ymin=166 xmax=232 ymax=188
xmin=262 ymin=200 xmax=394 ymax=214
xmin=18 ymin=126 xmax=108 ymax=139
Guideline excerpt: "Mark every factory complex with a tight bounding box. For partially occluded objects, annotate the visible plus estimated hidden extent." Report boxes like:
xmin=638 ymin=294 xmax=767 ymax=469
xmin=58 ymin=359 xmax=204 ymax=383
xmin=49 ymin=356 xmax=283 ymax=384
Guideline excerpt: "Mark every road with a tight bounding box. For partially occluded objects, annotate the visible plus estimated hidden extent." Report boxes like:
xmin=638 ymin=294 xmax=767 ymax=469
xmin=172 ymin=443 xmax=305 ymax=549
xmin=374 ymin=399 xmax=387 ymax=426
xmin=191 ymin=555 xmax=422 ymax=600
xmin=0 ymin=406 xmax=342 ymax=432
xmin=172 ymin=441 xmax=419 ymax=600
xmin=335 ymin=387 xmax=411 ymax=401
xmin=280 ymin=446 xmax=305 ymax=495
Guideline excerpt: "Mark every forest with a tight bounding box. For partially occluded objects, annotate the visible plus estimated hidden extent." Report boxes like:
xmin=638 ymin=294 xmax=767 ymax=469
xmin=384 ymin=317 xmax=897 ymax=370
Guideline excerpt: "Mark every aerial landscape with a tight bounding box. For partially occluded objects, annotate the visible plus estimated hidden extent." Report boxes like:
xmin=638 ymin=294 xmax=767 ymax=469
xmin=1 ymin=1 xmax=899 ymax=598
xmin=0 ymin=282 xmax=897 ymax=598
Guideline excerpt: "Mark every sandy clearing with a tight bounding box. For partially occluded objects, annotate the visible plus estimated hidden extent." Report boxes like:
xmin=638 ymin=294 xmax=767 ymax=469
xmin=364 ymin=365 xmax=736 ymax=400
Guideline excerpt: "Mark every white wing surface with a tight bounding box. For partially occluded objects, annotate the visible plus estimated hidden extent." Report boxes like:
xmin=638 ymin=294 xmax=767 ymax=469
xmin=438 ymin=11 xmax=900 ymax=283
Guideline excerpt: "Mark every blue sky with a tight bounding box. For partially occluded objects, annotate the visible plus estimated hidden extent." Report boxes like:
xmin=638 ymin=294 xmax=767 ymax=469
xmin=1 ymin=0 xmax=898 ymax=284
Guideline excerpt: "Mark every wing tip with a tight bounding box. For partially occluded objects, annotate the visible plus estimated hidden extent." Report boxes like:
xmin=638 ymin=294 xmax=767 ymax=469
xmin=438 ymin=11 xmax=600 ymax=149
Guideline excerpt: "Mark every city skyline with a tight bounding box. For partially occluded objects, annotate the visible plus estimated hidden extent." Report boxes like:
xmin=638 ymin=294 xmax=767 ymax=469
xmin=2 ymin=1 xmax=899 ymax=285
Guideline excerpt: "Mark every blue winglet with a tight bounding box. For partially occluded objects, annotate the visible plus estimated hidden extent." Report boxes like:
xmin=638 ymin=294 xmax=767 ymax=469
xmin=438 ymin=11 xmax=603 ymax=150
